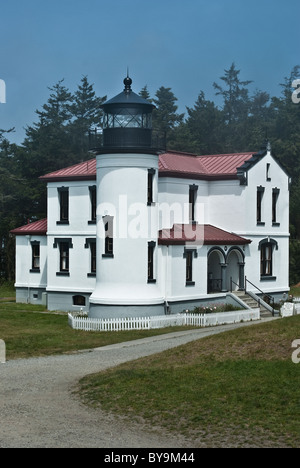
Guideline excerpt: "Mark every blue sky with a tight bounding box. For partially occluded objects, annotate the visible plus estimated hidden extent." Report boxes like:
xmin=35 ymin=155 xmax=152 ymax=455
xmin=0 ymin=0 xmax=299 ymax=144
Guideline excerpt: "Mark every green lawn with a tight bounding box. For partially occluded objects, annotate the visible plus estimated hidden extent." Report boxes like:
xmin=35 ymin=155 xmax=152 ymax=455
xmin=289 ymin=284 xmax=300 ymax=297
xmin=0 ymin=281 xmax=16 ymax=299
xmin=77 ymin=315 xmax=300 ymax=448
xmin=2 ymin=283 xmax=300 ymax=447
xmin=0 ymin=301 xmax=196 ymax=359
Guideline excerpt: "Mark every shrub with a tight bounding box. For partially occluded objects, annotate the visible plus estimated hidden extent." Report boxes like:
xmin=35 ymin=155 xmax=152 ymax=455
xmin=191 ymin=303 xmax=242 ymax=314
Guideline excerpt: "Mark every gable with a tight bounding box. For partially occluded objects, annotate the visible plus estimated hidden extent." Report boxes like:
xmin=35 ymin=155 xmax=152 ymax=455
xmin=236 ymin=144 xmax=290 ymax=186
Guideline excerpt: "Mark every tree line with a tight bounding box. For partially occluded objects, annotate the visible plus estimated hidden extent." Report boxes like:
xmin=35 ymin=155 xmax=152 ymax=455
xmin=1 ymin=63 xmax=300 ymax=284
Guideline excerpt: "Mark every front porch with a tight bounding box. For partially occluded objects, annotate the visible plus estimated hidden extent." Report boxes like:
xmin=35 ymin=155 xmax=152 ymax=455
xmin=207 ymin=246 xmax=245 ymax=294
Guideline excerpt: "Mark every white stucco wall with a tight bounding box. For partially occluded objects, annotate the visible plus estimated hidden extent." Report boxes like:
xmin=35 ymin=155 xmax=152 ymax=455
xmin=90 ymin=153 xmax=164 ymax=306
xmin=158 ymin=177 xmax=208 ymax=229
xmin=15 ymin=235 xmax=47 ymax=301
xmin=47 ymin=180 xmax=97 ymax=234
xmin=208 ymin=152 xmax=289 ymax=236
xmin=207 ymin=151 xmax=289 ymax=293
xmin=46 ymin=180 xmax=97 ymax=296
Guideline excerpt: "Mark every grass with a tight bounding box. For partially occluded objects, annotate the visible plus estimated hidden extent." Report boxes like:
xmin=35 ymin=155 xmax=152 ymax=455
xmin=77 ymin=316 xmax=300 ymax=448
xmin=0 ymin=280 xmax=16 ymax=299
xmin=289 ymin=284 xmax=300 ymax=297
xmin=2 ymin=282 xmax=300 ymax=446
xmin=0 ymin=301 xmax=197 ymax=360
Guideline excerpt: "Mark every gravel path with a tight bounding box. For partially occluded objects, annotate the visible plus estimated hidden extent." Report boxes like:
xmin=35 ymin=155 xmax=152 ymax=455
xmin=0 ymin=319 xmax=275 ymax=448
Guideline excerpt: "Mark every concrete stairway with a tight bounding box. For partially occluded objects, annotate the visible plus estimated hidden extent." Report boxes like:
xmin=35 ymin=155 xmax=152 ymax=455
xmin=232 ymin=290 xmax=273 ymax=317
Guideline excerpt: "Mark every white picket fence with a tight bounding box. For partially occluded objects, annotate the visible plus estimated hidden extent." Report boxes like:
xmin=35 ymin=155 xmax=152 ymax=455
xmin=68 ymin=308 xmax=260 ymax=332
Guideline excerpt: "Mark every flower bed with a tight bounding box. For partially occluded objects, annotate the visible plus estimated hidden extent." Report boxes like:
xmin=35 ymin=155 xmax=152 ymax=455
xmin=191 ymin=303 xmax=243 ymax=314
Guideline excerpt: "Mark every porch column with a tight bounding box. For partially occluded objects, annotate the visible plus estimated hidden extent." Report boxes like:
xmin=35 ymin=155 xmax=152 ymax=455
xmin=238 ymin=262 xmax=245 ymax=290
xmin=220 ymin=263 xmax=228 ymax=292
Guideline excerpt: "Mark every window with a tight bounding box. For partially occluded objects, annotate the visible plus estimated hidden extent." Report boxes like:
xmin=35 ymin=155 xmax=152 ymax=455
xmin=148 ymin=241 xmax=156 ymax=283
xmin=266 ymin=163 xmax=271 ymax=181
xmin=186 ymin=251 xmax=193 ymax=283
xmin=257 ymin=186 xmax=265 ymax=225
xmin=73 ymin=295 xmax=86 ymax=306
xmin=189 ymin=185 xmax=198 ymax=223
xmin=53 ymin=238 xmax=73 ymax=276
xmin=90 ymin=242 xmax=96 ymax=273
xmin=261 ymin=243 xmax=272 ymax=276
xmin=89 ymin=186 xmax=96 ymax=224
xmin=60 ymin=242 xmax=69 ymax=273
xmin=85 ymin=238 xmax=96 ymax=276
xmin=183 ymin=248 xmax=197 ymax=286
xmin=30 ymin=242 xmax=40 ymax=272
xmin=57 ymin=187 xmax=69 ymax=224
xmin=272 ymin=188 xmax=280 ymax=225
xmin=259 ymin=238 xmax=278 ymax=280
xmin=103 ymin=110 xmax=152 ymax=129
xmin=147 ymin=169 xmax=155 ymax=205
xmin=103 ymin=216 xmax=114 ymax=257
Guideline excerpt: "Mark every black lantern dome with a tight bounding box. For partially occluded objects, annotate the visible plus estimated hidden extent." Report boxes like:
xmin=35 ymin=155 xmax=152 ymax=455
xmin=97 ymin=76 xmax=164 ymax=153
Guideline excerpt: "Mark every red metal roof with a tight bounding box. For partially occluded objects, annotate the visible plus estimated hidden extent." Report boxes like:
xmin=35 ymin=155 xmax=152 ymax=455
xmin=158 ymin=151 xmax=209 ymax=176
xmin=40 ymin=151 xmax=254 ymax=182
xmin=10 ymin=218 xmax=47 ymax=235
xmin=158 ymin=224 xmax=251 ymax=245
xmin=40 ymin=159 xmax=97 ymax=182
xmin=158 ymin=151 xmax=254 ymax=179
xmin=198 ymin=152 xmax=254 ymax=175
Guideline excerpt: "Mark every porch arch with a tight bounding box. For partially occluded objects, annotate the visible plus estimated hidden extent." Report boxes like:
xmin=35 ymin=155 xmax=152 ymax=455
xmin=207 ymin=247 xmax=226 ymax=293
xmin=207 ymin=247 xmax=226 ymax=263
xmin=226 ymin=247 xmax=245 ymax=291
xmin=226 ymin=246 xmax=245 ymax=263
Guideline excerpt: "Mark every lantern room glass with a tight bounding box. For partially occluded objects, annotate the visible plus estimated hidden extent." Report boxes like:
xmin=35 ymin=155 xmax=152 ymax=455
xmin=103 ymin=108 xmax=152 ymax=129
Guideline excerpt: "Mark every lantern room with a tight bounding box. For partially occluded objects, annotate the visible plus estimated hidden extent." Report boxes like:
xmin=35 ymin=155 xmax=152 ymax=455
xmin=99 ymin=76 xmax=163 ymax=152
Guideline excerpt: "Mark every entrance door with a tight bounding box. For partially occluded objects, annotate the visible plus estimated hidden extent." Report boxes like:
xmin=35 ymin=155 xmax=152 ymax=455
xmin=226 ymin=247 xmax=245 ymax=291
xmin=207 ymin=249 xmax=225 ymax=293
xmin=227 ymin=250 xmax=239 ymax=291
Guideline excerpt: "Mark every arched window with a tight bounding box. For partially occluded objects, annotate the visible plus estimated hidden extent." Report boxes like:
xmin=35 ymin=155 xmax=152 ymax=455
xmin=259 ymin=238 xmax=278 ymax=280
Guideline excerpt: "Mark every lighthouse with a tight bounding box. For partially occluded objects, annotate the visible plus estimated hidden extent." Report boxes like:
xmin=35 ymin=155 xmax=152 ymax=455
xmin=89 ymin=76 xmax=165 ymax=318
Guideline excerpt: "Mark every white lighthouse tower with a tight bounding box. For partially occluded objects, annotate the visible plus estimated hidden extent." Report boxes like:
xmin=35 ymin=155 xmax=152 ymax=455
xmin=89 ymin=76 xmax=165 ymax=318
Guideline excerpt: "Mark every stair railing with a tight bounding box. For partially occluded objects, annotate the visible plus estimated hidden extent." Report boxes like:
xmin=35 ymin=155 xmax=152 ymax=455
xmin=230 ymin=277 xmax=244 ymax=292
xmin=245 ymin=276 xmax=275 ymax=316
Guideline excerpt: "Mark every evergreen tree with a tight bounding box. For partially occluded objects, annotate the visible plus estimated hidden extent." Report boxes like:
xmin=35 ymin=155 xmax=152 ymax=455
xmin=139 ymin=85 xmax=152 ymax=102
xmin=1 ymin=66 xmax=300 ymax=283
xmin=152 ymin=86 xmax=184 ymax=147
xmin=269 ymin=66 xmax=300 ymax=245
xmin=184 ymin=91 xmax=223 ymax=154
xmin=18 ymin=80 xmax=75 ymax=220
xmin=22 ymin=79 xmax=75 ymax=178
xmin=213 ymin=62 xmax=252 ymax=125
xmin=0 ymin=133 xmax=26 ymax=280
xmin=247 ymin=90 xmax=272 ymax=150
xmin=213 ymin=63 xmax=253 ymax=151
xmin=70 ymin=76 xmax=106 ymax=157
